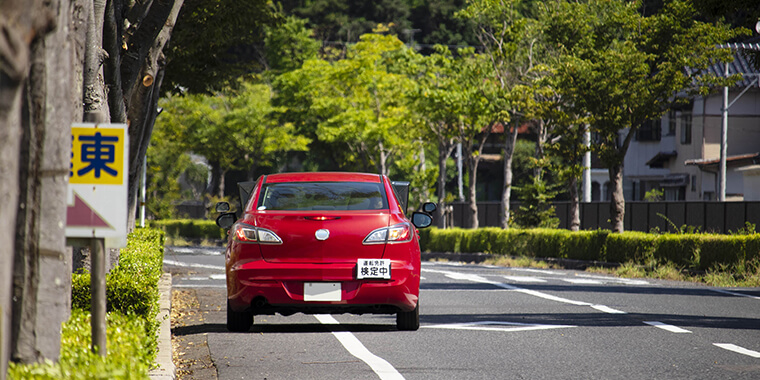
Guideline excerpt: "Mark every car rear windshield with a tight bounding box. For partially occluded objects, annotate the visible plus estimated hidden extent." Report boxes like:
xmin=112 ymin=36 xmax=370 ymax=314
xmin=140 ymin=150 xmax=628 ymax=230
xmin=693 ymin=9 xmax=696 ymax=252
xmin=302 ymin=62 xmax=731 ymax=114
xmin=257 ymin=182 xmax=388 ymax=211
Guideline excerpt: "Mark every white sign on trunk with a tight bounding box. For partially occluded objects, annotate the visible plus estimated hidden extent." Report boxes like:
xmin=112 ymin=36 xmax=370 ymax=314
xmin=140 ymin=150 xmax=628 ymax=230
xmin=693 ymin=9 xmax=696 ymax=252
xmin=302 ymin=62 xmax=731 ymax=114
xmin=65 ymin=123 xmax=129 ymax=249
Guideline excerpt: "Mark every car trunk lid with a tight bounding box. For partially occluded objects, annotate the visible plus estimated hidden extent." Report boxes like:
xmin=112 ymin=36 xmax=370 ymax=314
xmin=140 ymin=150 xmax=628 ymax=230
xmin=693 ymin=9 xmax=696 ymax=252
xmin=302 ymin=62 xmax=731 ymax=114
xmin=254 ymin=212 xmax=389 ymax=264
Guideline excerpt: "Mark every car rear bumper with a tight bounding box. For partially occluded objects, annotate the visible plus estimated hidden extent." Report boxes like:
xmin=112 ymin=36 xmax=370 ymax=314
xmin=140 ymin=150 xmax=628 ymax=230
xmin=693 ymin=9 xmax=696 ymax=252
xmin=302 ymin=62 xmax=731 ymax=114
xmin=227 ymin=260 xmax=420 ymax=315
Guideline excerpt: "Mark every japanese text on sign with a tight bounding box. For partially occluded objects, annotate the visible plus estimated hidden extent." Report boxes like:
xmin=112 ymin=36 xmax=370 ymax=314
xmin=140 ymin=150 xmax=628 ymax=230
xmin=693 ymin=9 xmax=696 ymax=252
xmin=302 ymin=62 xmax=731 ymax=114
xmin=70 ymin=127 xmax=125 ymax=185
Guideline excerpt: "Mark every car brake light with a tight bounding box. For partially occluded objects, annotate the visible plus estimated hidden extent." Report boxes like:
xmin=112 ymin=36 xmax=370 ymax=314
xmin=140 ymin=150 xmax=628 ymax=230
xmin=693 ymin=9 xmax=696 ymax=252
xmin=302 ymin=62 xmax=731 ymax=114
xmin=304 ymin=216 xmax=341 ymax=221
xmin=232 ymin=223 xmax=282 ymax=244
xmin=234 ymin=224 xmax=258 ymax=242
xmin=363 ymin=223 xmax=412 ymax=244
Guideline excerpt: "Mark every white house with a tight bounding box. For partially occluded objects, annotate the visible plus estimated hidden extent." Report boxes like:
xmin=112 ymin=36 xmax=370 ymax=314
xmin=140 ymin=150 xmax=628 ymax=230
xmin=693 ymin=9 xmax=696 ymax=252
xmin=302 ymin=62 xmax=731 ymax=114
xmin=623 ymin=48 xmax=760 ymax=201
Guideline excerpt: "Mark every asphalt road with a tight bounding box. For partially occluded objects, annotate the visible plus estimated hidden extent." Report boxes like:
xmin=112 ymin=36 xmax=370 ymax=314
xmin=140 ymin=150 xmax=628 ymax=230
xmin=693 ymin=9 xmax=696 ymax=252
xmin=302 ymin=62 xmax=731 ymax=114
xmin=165 ymin=246 xmax=760 ymax=380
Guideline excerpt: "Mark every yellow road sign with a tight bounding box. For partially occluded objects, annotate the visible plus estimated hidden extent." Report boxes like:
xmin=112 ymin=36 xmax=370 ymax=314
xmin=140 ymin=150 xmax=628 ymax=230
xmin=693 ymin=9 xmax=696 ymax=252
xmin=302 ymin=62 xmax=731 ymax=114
xmin=67 ymin=123 xmax=129 ymax=249
xmin=70 ymin=126 xmax=126 ymax=185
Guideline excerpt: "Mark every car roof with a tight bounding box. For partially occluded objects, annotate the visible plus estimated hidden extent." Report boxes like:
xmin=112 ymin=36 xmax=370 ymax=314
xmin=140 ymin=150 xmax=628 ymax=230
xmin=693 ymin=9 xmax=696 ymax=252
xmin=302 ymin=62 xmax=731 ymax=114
xmin=263 ymin=172 xmax=383 ymax=184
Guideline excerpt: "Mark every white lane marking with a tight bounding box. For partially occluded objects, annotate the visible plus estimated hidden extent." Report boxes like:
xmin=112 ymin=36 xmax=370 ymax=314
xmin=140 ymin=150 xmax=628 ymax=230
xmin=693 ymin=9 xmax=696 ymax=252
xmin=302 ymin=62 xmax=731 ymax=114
xmin=710 ymin=288 xmax=760 ymax=300
xmin=563 ymin=279 xmax=603 ymax=285
xmin=421 ymin=289 xmax=512 ymax=293
xmin=512 ymin=288 xmax=590 ymax=306
xmin=503 ymin=276 xmax=547 ymax=283
xmin=713 ymin=343 xmax=760 ymax=358
xmin=315 ymin=315 xmax=405 ymax=380
xmin=172 ymin=284 xmax=226 ymax=288
xmin=423 ymin=321 xmax=576 ymax=333
xmin=507 ymin=268 xmax=559 ymax=275
xmin=167 ymin=247 xmax=224 ymax=255
xmin=442 ymin=272 xmax=494 ymax=284
xmin=644 ymin=321 xmax=692 ymax=333
xmin=184 ymin=274 xmax=226 ymax=281
xmin=164 ymin=259 xmax=224 ymax=271
xmin=423 ymin=268 xmax=627 ymax=314
xmin=575 ymin=274 xmax=650 ymax=285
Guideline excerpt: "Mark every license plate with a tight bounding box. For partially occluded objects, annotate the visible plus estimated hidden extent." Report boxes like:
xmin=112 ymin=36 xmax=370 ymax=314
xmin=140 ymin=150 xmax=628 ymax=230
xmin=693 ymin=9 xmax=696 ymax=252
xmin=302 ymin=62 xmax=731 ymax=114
xmin=357 ymin=259 xmax=391 ymax=280
xmin=304 ymin=282 xmax=341 ymax=301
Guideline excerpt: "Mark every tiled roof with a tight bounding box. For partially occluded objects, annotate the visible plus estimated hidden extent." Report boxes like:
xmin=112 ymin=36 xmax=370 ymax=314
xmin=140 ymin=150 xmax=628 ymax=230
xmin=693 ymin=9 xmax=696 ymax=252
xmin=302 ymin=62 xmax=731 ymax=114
xmin=688 ymin=38 xmax=760 ymax=88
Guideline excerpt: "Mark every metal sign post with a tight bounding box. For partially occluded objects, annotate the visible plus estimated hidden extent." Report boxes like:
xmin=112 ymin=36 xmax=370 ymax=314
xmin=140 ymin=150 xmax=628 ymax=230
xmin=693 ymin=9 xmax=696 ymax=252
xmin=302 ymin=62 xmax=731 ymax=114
xmin=65 ymin=123 xmax=129 ymax=356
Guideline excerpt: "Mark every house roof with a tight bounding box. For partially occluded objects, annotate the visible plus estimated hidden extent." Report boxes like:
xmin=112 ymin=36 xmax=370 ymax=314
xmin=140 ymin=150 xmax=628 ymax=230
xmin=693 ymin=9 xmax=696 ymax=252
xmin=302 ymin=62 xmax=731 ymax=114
xmin=685 ymin=152 xmax=760 ymax=170
xmin=646 ymin=151 xmax=677 ymax=168
xmin=703 ymin=40 xmax=760 ymax=87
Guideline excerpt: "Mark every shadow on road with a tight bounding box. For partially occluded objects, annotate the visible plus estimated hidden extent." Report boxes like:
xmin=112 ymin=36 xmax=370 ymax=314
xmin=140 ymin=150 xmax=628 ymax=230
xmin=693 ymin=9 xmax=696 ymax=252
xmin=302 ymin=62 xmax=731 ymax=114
xmin=173 ymin=322 xmax=398 ymax=336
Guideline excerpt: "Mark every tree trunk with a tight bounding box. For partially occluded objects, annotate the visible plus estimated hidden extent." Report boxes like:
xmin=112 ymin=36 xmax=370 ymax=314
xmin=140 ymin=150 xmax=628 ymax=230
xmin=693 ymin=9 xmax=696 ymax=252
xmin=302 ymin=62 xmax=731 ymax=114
xmin=378 ymin=141 xmax=388 ymax=176
xmin=501 ymin=121 xmax=519 ymax=229
xmin=12 ymin=34 xmax=45 ymax=365
xmin=0 ymin=4 xmax=28 ymax=373
xmin=102 ymin=0 xmax=126 ymax=123
xmin=435 ymin=138 xmax=453 ymax=229
xmin=0 ymin=0 xmax=57 ymax=372
xmin=83 ymin=0 xmax=108 ymax=122
xmin=34 ymin=0 xmax=75 ymax=360
xmin=218 ymin=168 xmax=228 ymax=199
xmin=609 ymin=164 xmax=625 ymax=233
xmin=534 ymin=119 xmax=547 ymax=179
xmin=125 ymin=0 xmax=183 ymax=231
xmin=568 ymin=176 xmax=580 ymax=232
xmin=464 ymin=128 xmax=492 ymax=229
xmin=467 ymin=156 xmax=479 ymax=229
xmin=12 ymin=0 xmax=73 ymax=364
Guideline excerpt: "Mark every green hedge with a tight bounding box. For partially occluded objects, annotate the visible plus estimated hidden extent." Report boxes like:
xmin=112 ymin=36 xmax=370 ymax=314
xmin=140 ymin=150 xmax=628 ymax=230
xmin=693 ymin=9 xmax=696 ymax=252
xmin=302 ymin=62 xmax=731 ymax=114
xmin=150 ymin=218 xmax=225 ymax=241
xmin=419 ymin=227 xmax=760 ymax=271
xmin=11 ymin=228 xmax=166 ymax=379
xmin=8 ymin=309 xmax=154 ymax=379
xmin=72 ymin=228 xmax=165 ymax=318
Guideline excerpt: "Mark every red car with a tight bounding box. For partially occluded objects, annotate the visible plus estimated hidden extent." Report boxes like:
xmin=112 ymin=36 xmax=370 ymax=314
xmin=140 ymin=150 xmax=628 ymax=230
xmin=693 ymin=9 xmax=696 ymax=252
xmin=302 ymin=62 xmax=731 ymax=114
xmin=215 ymin=172 xmax=435 ymax=332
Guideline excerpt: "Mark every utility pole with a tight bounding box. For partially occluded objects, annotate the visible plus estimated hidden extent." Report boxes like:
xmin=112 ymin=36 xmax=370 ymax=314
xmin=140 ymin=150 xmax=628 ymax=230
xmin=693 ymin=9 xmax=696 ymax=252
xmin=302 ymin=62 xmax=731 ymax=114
xmin=583 ymin=127 xmax=592 ymax=203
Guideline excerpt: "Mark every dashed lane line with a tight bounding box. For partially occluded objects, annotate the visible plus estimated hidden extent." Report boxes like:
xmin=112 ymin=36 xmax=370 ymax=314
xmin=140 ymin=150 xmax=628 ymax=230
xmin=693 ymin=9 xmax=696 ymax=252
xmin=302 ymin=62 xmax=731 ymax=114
xmin=713 ymin=343 xmax=760 ymax=358
xmin=710 ymin=288 xmax=760 ymax=300
xmin=503 ymin=276 xmax=547 ymax=283
xmin=164 ymin=259 xmax=224 ymax=271
xmin=643 ymin=321 xmax=692 ymax=333
xmin=423 ymin=268 xmax=627 ymax=314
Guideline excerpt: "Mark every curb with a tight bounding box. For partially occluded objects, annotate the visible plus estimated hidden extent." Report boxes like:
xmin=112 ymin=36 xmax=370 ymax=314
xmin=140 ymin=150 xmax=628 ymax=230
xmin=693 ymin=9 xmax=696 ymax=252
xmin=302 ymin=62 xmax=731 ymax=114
xmin=150 ymin=272 xmax=175 ymax=380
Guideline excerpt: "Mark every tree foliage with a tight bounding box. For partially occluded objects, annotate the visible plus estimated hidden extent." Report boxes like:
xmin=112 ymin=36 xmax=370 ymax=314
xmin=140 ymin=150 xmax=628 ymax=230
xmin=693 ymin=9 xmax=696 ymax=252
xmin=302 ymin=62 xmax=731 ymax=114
xmin=154 ymin=80 xmax=310 ymax=198
xmin=544 ymin=0 xmax=742 ymax=232
xmin=164 ymin=0 xmax=282 ymax=93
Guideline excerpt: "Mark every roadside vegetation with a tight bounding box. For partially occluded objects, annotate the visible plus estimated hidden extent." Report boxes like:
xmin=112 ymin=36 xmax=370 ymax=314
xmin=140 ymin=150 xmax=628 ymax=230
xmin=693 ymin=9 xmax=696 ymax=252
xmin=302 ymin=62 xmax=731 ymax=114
xmin=155 ymin=219 xmax=759 ymax=287
xmin=7 ymin=229 xmax=164 ymax=379
xmin=148 ymin=0 xmax=754 ymax=233
xmin=417 ymin=226 xmax=760 ymax=287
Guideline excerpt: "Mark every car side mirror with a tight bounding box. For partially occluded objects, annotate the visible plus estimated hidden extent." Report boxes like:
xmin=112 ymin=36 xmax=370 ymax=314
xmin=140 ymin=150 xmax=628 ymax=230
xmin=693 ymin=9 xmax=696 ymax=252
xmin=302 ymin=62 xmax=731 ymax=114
xmin=411 ymin=212 xmax=433 ymax=229
xmin=215 ymin=202 xmax=231 ymax=213
xmin=216 ymin=213 xmax=236 ymax=230
xmin=421 ymin=202 xmax=437 ymax=214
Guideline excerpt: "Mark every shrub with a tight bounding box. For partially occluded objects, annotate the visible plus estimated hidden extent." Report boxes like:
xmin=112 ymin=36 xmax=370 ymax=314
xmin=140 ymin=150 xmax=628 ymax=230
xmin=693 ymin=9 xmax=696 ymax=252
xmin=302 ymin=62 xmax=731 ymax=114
xmin=151 ymin=219 xmax=225 ymax=241
xmin=563 ymin=230 xmax=609 ymax=261
xmin=654 ymin=234 xmax=701 ymax=268
xmin=7 ymin=309 xmax=152 ymax=379
xmin=604 ymin=232 xmax=658 ymax=264
xmin=69 ymin=227 xmax=165 ymax=373
xmin=72 ymin=228 xmax=164 ymax=318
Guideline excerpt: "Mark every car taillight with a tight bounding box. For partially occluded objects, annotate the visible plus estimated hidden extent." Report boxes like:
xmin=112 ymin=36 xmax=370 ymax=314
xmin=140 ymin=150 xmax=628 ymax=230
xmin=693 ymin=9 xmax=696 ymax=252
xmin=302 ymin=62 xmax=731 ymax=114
xmin=232 ymin=223 xmax=282 ymax=244
xmin=363 ymin=223 xmax=412 ymax=245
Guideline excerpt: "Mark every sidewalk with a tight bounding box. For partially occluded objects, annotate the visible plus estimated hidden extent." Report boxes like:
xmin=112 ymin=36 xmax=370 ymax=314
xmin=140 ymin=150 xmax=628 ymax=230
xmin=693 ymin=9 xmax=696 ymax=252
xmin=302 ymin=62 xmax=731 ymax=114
xmin=150 ymin=273 xmax=175 ymax=379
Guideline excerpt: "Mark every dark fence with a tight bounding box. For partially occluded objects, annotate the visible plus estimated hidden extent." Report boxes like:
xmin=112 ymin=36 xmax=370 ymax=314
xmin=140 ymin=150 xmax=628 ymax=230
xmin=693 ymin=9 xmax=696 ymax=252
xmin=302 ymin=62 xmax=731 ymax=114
xmin=444 ymin=201 xmax=760 ymax=234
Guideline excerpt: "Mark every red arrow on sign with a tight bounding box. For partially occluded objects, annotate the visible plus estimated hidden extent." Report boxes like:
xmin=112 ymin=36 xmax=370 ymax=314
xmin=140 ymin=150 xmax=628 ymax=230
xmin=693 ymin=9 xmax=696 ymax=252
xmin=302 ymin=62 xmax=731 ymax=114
xmin=66 ymin=194 xmax=111 ymax=228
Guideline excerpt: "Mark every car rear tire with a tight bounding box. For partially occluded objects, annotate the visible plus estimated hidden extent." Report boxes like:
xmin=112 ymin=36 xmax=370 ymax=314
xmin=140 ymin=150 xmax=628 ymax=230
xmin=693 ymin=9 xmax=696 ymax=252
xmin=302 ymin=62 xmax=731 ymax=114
xmin=396 ymin=302 xmax=419 ymax=331
xmin=227 ymin=301 xmax=253 ymax=332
